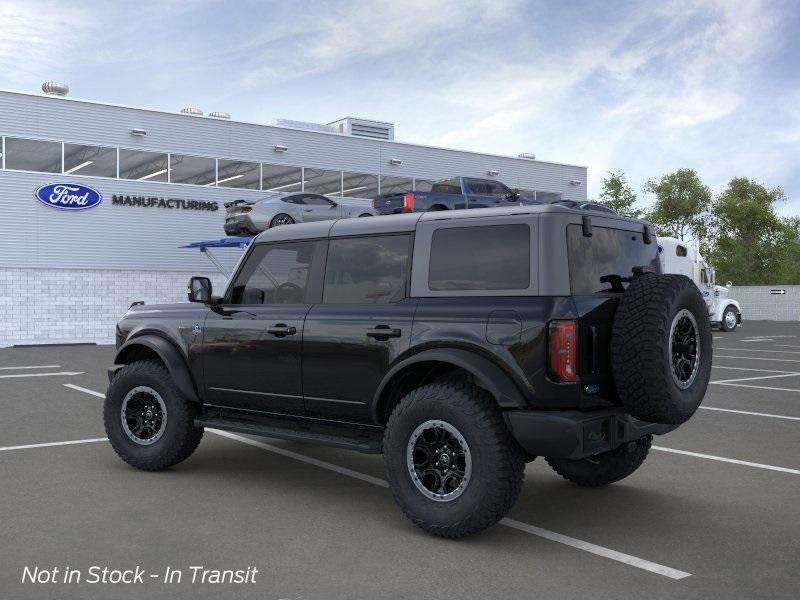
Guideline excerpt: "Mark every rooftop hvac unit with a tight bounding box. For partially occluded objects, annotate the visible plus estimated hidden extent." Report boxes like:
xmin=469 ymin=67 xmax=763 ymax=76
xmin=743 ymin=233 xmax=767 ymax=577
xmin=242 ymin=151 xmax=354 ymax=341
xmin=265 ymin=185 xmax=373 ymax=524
xmin=42 ymin=82 xmax=69 ymax=96
xmin=208 ymin=111 xmax=231 ymax=119
xmin=328 ymin=117 xmax=395 ymax=141
xmin=518 ymin=152 xmax=536 ymax=160
xmin=269 ymin=119 xmax=337 ymax=134
xmin=180 ymin=106 xmax=203 ymax=116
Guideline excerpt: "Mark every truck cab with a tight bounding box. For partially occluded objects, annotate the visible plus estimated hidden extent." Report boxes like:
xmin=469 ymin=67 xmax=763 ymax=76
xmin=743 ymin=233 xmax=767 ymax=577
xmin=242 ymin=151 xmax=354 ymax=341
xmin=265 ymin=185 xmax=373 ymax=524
xmin=658 ymin=237 xmax=742 ymax=331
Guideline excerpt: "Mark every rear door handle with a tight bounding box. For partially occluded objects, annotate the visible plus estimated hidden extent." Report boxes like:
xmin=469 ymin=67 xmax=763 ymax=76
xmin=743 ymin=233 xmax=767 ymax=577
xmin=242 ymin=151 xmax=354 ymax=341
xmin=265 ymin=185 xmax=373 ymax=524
xmin=366 ymin=326 xmax=401 ymax=339
xmin=268 ymin=324 xmax=297 ymax=337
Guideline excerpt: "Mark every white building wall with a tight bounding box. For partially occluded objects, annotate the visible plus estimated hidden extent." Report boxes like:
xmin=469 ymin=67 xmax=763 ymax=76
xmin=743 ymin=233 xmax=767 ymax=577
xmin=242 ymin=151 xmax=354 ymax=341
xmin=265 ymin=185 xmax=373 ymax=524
xmin=730 ymin=286 xmax=800 ymax=322
xmin=0 ymin=268 xmax=228 ymax=346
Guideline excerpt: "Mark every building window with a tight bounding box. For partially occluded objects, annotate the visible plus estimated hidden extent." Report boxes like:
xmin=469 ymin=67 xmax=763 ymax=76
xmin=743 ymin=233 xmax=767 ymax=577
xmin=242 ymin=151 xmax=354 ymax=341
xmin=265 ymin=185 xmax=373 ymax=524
xmin=119 ymin=149 xmax=169 ymax=182
xmin=341 ymin=171 xmax=379 ymax=199
xmin=324 ymin=234 xmax=410 ymax=304
xmin=379 ymin=175 xmax=413 ymax=196
xmin=4 ymin=137 xmax=61 ymax=173
xmin=262 ymin=164 xmax=302 ymax=192
xmin=170 ymin=154 xmax=216 ymax=186
xmin=304 ymin=168 xmax=342 ymax=196
xmin=217 ymin=159 xmax=260 ymax=189
xmin=63 ymin=144 xmax=117 ymax=177
xmin=429 ymin=225 xmax=530 ymax=291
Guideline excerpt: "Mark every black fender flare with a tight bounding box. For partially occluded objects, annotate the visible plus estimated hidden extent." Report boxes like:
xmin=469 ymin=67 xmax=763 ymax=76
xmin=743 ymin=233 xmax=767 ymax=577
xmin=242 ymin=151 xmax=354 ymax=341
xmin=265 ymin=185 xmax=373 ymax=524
xmin=371 ymin=348 xmax=528 ymax=422
xmin=112 ymin=335 xmax=200 ymax=403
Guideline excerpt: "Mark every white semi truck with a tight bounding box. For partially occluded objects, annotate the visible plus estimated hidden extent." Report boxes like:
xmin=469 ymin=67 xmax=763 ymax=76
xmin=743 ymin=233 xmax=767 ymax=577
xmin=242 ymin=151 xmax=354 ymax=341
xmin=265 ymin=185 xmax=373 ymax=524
xmin=658 ymin=237 xmax=742 ymax=331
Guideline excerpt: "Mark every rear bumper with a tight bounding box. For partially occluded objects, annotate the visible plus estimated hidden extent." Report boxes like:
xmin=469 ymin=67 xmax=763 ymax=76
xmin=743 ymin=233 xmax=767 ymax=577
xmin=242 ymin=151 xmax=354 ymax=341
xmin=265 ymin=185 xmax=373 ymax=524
xmin=504 ymin=408 xmax=677 ymax=460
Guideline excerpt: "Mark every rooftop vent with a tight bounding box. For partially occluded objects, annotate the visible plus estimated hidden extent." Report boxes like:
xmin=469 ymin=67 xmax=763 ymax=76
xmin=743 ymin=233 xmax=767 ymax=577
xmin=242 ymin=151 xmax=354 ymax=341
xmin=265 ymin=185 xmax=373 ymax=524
xmin=518 ymin=152 xmax=536 ymax=160
xmin=329 ymin=117 xmax=395 ymax=141
xmin=208 ymin=111 xmax=231 ymax=119
xmin=269 ymin=119 xmax=337 ymax=134
xmin=180 ymin=106 xmax=203 ymax=116
xmin=42 ymin=82 xmax=69 ymax=96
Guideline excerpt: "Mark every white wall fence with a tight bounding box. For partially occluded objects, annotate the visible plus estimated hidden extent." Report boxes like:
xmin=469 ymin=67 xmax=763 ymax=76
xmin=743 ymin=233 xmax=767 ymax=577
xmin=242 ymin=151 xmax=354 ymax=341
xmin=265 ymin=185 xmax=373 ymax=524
xmin=731 ymin=285 xmax=800 ymax=322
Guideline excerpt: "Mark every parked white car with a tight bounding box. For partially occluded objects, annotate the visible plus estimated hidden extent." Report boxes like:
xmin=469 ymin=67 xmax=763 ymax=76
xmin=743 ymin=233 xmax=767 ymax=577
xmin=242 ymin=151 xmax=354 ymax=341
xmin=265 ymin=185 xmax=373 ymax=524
xmin=658 ymin=237 xmax=742 ymax=331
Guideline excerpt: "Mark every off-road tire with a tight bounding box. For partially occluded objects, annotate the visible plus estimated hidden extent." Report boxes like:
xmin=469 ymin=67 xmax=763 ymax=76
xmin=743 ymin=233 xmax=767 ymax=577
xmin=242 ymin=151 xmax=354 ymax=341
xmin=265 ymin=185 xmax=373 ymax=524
xmin=611 ymin=273 xmax=712 ymax=425
xmin=720 ymin=306 xmax=738 ymax=332
xmin=383 ymin=379 xmax=525 ymax=538
xmin=546 ymin=435 xmax=652 ymax=487
xmin=104 ymin=359 xmax=204 ymax=471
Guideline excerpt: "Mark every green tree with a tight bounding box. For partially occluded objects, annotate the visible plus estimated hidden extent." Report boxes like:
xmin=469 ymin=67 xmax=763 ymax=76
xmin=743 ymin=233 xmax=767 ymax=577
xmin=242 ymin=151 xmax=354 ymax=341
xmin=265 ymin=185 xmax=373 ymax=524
xmin=643 ymin=169 xmax=711 ymax=241
xmin=707 ymin=177 xmax=786 ymax=285
xmin=597 ymin=171 xmax=640 ymax=218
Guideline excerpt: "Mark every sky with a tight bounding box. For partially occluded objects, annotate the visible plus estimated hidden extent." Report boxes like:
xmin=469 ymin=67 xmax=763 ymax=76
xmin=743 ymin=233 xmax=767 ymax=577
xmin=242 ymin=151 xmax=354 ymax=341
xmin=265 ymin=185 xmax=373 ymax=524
xmin=1 ymin=0 xmax=799 ymax=213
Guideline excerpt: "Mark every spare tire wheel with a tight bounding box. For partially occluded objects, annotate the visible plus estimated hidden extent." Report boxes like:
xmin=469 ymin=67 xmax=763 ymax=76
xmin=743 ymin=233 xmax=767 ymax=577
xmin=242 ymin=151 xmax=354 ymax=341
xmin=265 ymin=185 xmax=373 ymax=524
xmin=611 ymin=273 xmax=711 ymax=425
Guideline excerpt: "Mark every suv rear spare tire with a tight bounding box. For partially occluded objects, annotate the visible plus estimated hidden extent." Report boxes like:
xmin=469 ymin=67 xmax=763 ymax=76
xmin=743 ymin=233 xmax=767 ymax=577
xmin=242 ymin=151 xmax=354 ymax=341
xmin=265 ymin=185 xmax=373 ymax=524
xmin=611 ymin=273 xmax=711 ymax=425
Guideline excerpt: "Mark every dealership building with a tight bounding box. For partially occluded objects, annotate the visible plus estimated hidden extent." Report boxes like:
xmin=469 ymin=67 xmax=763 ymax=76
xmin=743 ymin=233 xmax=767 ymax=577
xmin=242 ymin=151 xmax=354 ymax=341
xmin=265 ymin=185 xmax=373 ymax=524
xmin=0 ymin=84 xmax=588 ymax=346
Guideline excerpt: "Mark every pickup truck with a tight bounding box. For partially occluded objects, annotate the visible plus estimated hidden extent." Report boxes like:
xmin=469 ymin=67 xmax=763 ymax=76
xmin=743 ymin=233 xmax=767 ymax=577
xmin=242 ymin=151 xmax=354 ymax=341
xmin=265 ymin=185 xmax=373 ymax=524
xmin=371 ymin=176 xmax=536 ymax=214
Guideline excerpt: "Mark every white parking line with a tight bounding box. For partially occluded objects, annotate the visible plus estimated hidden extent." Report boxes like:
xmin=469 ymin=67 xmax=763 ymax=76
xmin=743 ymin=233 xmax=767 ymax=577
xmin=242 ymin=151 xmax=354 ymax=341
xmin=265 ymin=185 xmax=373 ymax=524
xmin=0 ymin=438 xmax=108 ymax=452
xmin=715 ymin=355 xmax=800 ymax=363
xmin=716 ymin=347 xmax=800 ymax=354
xmin=211 ymin=429 xmax=691 ymax=580
xmin=63 ymin=383 xmax=106 ymax=398
xmin=712 ymin=365 xmax=800 ymax=373
xmin=700 ymin=406 xmax=800 ymax=421
xmin=711 ymin=373 xmax=800 ymax=384
xmin=711 ymin=382 xmax=800 ymax=394
xmin=775 ymin=345 xmax=800 ymax=349
xmin=739 ymin=338 xmax=774 ymax=342
xmin=0 ymin=371 xmax=84 ymax=379
xmin=0 ymin=364 xmax=61 ymax=370
xmin=653 ymin=446 xmax=800 ymax=475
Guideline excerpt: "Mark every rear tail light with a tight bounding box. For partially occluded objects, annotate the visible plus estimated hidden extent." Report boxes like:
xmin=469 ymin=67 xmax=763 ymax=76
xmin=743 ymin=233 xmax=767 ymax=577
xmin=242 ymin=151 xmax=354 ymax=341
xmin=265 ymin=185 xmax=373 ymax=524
xmin=371 ymin=198 xmax=377 ymax=209
xmin=402 ymin=193 xmax=414 ymax=212
xmin=241 ymin=207 xmax=252 ymax=213
xmin=548 ymin=320 xmax=577 ymax=382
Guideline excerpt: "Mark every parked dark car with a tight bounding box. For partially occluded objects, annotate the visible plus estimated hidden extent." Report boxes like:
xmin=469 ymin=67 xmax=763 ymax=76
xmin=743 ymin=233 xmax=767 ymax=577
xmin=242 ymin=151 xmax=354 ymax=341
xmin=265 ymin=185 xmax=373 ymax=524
xmin=371 ymin=176 xmax=537 ymax=214
xmin=105 ymin=205 xmax=711 ymax=538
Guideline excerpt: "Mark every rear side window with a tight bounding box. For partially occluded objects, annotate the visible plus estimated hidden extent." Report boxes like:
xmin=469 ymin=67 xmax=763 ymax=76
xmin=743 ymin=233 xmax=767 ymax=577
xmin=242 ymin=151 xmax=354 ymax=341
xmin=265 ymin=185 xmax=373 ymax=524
xmin=324 ymin=235 xmax=410 ymax=303
xmin=567 ymin=225 xmax=659 ymax=294
xmin=431 ymin=181 xmax=462 ymax=195
xmin=429 ymin=225 xmax=530 ymax=290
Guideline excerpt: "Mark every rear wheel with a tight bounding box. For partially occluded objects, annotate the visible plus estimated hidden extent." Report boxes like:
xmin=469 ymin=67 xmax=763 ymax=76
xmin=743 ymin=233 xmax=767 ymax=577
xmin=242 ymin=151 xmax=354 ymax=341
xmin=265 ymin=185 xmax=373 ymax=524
xmin=270 ymin=213 xmax=294 ymax=227
xmin=720 ymin=306 xmax=738 ymax=332
xmin=546 ymin=436 xmax=652 ymax=487
xmin=383 ymin=379 xmax=525 ymax=538
xmin=104 ymin=360 xmax=203 ymax=471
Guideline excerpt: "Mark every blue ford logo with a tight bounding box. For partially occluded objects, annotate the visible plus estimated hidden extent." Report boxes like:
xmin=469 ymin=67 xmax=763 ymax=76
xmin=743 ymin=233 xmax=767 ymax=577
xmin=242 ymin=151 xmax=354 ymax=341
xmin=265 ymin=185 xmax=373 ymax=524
xmin=35 ymin=183 xmax=102 ymax=210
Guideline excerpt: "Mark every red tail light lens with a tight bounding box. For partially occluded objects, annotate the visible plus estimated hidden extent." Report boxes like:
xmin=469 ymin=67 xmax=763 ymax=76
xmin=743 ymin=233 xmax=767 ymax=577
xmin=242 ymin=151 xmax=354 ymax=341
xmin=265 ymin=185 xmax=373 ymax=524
xmin=402 ymin=193 xmax=414 ymax=212
xmin=241 ymin=207 xmax=252 ymax=213
xmin=548 ymin=320 xmax=577 ymax=382
xmin=371 ymin=198 xmax=377 ymax=209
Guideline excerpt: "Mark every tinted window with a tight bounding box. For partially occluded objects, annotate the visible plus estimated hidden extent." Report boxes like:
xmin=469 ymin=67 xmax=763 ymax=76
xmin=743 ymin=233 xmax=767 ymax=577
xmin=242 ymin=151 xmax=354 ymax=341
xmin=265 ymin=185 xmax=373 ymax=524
xmin=305 ymin=168 xmax=342 ymax=196
xmin=217 ymin=159 xmax=260 ymax=189
xmin=567 ymin=225 xmax=659 ymax=294
xmin=414 ymin=178 xmax=436 ymax=192
xmin=429 ymin=225 xmax=530 ymax=291
xmin=119 ymin=149 xmax=168 ymax=182
xmin=431 ymin=180 xmax=461 ymax=195
xmin=380 ymin=175 xmax=413 ymax=195
xmin=324 ymin=235 xmax=410 ymax=303
xmin=64 ymin=144 xmax=117 ymax=177
xmin=229 ymin=241 xmax=318 ymax=305
xmin=342 ymin=172 xmax=379 ymax=199
xmin=262 ymin=164 xmax=302 ymax=193
xmin=304 ymin=194 xmax=334 ymax=206
xmin=170 ymin=154 xmax=215 ymax=186
xmin=5 ymin=138 xmax=61 ymax=173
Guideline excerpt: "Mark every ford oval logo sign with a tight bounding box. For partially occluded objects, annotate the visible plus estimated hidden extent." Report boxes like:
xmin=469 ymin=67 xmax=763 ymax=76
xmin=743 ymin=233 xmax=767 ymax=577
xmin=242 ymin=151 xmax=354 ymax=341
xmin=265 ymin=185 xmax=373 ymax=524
xmin=35 ymin=183 xmax=102 ymax=210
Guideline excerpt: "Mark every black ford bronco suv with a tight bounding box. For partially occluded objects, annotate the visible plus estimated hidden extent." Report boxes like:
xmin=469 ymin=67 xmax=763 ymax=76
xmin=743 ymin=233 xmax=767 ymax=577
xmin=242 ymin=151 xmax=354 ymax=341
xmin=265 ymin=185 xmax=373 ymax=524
xmin=105 ymin=205 xmax=712 ymax=537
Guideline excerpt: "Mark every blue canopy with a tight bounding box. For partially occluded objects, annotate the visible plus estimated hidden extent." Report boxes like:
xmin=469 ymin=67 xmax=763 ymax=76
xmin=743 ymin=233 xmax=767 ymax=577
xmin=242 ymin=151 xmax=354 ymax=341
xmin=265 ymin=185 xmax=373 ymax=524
xmin=180 ymin=236 xmax=253 ymax=249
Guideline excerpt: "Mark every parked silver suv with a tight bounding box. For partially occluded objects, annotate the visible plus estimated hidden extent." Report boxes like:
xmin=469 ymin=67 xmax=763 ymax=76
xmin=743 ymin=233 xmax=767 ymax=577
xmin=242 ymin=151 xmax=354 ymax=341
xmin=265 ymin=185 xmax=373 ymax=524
xmin=224 ymin=192 xmax=375 ymax=235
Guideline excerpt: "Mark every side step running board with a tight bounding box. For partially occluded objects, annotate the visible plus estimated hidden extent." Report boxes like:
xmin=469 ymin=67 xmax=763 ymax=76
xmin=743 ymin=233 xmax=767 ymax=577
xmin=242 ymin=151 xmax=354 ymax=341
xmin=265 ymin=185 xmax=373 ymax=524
xmin=196 ymin=414 xmax=383 ymax=454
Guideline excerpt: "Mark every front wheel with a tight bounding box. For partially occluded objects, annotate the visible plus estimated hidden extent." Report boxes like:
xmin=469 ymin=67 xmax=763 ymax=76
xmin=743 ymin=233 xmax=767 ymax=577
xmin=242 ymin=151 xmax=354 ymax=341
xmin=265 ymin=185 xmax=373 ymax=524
xmin=546 ymin=436 xmax=652 ymax=487
xmin=383 ymin=380 xmax=525 ymax=538
xmin=720 ymin=306 xmax=738 ymax=332
xmin=104 ymin=360 xmax=203 ymax=471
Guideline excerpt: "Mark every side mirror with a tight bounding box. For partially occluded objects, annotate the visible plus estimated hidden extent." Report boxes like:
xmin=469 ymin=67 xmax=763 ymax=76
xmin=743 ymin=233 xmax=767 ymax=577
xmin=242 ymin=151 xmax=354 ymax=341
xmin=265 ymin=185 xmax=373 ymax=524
xmin=187 ymin=277 xmax=212 ymax=303
xmin=726 ymin=281 xmax=732 ymax=288
xmin=329 ymin=200 xmax=338 ymax=208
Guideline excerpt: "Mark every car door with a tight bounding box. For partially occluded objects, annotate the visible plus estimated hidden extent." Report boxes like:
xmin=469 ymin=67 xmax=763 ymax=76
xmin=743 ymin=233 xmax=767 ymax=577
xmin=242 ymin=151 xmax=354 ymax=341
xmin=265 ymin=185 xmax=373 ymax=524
xmin=302 ymin=233 xmax=416 ymax=423
xmin=464 ymin=179 xmax=501 ymax=209
xmin=201 ymin=239 xmax=325 ymax=414
xmin=298 ymin=193 xmax=341 ymax=222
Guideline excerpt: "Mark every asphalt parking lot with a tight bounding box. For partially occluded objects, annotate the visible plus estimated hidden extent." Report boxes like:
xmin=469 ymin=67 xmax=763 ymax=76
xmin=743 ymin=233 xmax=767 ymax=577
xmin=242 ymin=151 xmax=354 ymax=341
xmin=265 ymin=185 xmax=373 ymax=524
xmin=1 ymin=321 xmax=799 ymax=599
